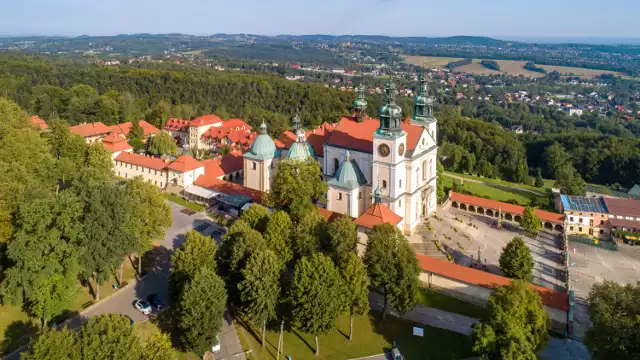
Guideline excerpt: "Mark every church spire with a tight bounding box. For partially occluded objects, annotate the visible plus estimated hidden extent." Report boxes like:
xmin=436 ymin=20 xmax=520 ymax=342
xmin=376 ymin=78 xmax=403 ymax=137
xmin=412 ymin=72 xmax=435 ymax=124
xmin=354 ymin=84 xmax=368 ymax=122
xmin=292 ymin=113 xmax=301 ymax=131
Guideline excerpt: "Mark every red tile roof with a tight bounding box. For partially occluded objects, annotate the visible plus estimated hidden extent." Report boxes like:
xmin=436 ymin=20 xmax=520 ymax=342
xmin=190 ymin=114 xmax=223 ymax=126
xmin=164 ymin=118 xmax=191 ymax=132
xmin=101 ymin=132 xmax=133 ymax=153
xmin=354 ymin=202 xmax=403 ymax=228
xmin=603 ymin=197 xmax=640 ymax=218
xmin=166 ymin=155 xmax=203 ymax=172
xmin=326 ymin=117 xmax=422 ymax=154
xmin=608 ymin=218 xmax=640 ymax=230
xmin=70 ymin=122 xmax=112 ymax=138
xmin=276 ymin=123 xmax=335 ymax=155
xmin=198 ymin=152 xmax=244 ymax=179
xmin=318 ymin=208 xmax=344 ymax=222
xmin=114 ymin=152 xmax=167 ymax=171
xmin=416 ymin=254 xmax=569 ymax=311
xmin=31 ymin=115 xmax=48 ymax=130
xmin=449 ymin=191 xmax=564 ymax=224
xmin=193 ymin=177 xmax=263 ymax=203
xmin=110 ymin=120 xmax=160 ymax=137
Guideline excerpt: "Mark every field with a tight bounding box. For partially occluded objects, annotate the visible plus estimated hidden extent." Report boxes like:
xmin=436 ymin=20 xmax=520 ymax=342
xmin=237 ymin=311 xmax=473 ymax=360
xmin=402 ymin=55 xmax=624 ymax=78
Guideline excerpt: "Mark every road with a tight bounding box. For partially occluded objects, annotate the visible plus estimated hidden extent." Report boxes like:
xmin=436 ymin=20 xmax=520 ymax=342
xmin=3 ymin=202 xmax=245 ymax=360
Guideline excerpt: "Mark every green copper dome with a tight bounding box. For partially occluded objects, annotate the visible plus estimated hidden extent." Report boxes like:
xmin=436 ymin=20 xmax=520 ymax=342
xmin=328 ymin=151 xmax=368 ymax=190
xmin=377 ymin=80 xmax=404 ymax=136
xmin=412 ymin=73 xmax=436 ymax=124
xmin=245 ymin=122 xmax=276 ymax=161
xmin=287 ymin=140 xmax=315 ymax=161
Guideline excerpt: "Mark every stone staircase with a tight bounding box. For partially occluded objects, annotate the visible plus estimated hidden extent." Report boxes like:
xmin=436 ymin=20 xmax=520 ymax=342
xmin=411 ymin=225 xmax=448 ymax=261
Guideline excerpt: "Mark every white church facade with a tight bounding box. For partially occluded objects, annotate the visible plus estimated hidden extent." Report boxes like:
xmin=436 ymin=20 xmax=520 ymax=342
xmin=243 ymin=76 xmax=438 ymax=234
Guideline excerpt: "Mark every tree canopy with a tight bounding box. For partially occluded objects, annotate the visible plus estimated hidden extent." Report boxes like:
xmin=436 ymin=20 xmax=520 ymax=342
xmin=147 ymin=131 xmax=177 ymax=156
xmin=585 ymin=281 xmax=640 ymax=360
xmin=499 ymin=236 xmax=534 ymax=281
xmin=472 ymin=280 xmax=549 ymax=359
xmin=364 ymin=224 xmax=420 ymax=319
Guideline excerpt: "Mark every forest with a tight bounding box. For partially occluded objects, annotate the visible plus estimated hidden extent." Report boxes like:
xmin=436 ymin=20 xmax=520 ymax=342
xmin=1 ymin=54 xmax=638 ymax=188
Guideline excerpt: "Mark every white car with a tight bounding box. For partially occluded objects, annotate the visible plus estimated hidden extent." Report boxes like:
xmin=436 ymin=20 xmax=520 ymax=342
xmin=134 ymin=299 xmax=152 ymax=315
xmin=212 ymin=334 xmax=221 ymax=353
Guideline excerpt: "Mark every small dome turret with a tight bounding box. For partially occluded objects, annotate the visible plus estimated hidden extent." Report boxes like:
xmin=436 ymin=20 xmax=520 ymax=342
xmin=246 ymin=121 xmax=276 ymax=160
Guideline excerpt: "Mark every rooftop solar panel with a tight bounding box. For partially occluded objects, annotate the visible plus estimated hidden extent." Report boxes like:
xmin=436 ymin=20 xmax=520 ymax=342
xmin=562 ymin=195 xmax=607 ymax=213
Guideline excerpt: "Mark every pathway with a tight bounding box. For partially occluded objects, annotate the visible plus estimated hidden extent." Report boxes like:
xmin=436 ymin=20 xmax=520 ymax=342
xmin=368 ymin=292 xmax=590 ymax=360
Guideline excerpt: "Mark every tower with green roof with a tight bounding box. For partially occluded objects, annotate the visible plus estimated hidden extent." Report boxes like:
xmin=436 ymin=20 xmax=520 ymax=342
xmin=327 ymin=150 xmax=368 ymax=217
xmin=354 ymin=84 xmax=368 ymax=122
xmin=243 ymin=121 xmax=277 ymax=192
xmin=287 ymin=114 xmax=316 ymax=161
xmin=411 ymin=73 xmax=438 ymax=139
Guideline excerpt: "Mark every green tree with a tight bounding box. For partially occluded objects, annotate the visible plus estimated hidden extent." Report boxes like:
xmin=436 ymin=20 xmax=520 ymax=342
xmin=80 ymin=314 xmax=142 ymax=360
xmin=292 ymin=208 xmax=325 ymax=259
xmin=520 ymin=206 xmax=541 ymax=236
xmin=240 ymin=204 xmax=269 ymax=231
xmin=436 ymin=159 xmax=446 ymax=203
xmin=585 ymin=281 xmax=640 ymax=360
xmin=46 ymin=119 xmax=88 ymax=187
xmin=364 ymin=224 xmax=420 ymax=319
xmin=68 ymin=84 xmax=99 ymax=125
xmin=1 ymin=191 xmax=82 ymax=327
xmin=177 ymin=268 xmax=228 ymax=355
xmin=124 ymin=177 xmax=172 ymax=274
xmin=339 ymin=253 xmax=370 ymax=341
xmin=534 ymin=168 xmax=544 ymax=188
xmin=290 ymin=253 xmax=344 ymax=356
xmin=0 ymin=97 xmax=30 ymax=137
xmin=168 ymin=230 xmax=217 ymax=302
xmin=147 ymin=131 xmax=177 ymax=156
xmin=265 ymin=159 xmax=327 ymax=221
xmin=472 ymin=280 xmax=549 ymax=359
xmin=147 ymin=100 xmax=171 ymax=129
xmin=554 ymin=166 xmax=586 ymax=196
xmin=263 ymin=210 xmax=293 ymax=265
xmin=141 ymin=331 xmax=178 ymax=360
xmin=22 ymin=327 xmax=80 ymax=360
xmin=543 ymin=142 xmax=571 ymax=179
xmin=238 ymin=250 xmax=283 ymax=347
xmin=499 ymin=236 xmax=534 ymax=281
xmin=324 ymin=215 xmax=358 ymax=266
xmin=129 ymin=120 xmax=145 ymax=152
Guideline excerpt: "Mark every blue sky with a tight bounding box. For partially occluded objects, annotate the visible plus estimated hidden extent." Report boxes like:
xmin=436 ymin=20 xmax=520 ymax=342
xmin=1 ymin=0 xmax=638 ymax=38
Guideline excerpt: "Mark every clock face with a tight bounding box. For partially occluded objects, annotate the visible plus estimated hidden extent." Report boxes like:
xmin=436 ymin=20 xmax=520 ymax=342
xmin=378 ymin=144 xmax=390 ymax=157
xmin=398 ymin=143 xmax=405 ymax=156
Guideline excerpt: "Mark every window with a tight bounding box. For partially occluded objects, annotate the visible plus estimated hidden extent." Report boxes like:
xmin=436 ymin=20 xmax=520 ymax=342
xmin=118 ymin=171 xmax=120 ymax=176
xmin=579 ymin=227 xmax=583 ymax=232
xmin=333 ymin=158 xmax=340 ymax=175
xmin=589 ymin=220 xmax=594 ymax=226
xmin=359 ymin=192 xmax=362 ymax=199
xmin=148 ymin=168 xmax=151 ymax=174
xmin=428 ymin=159 xmax=433 ymax=179
xmin=382 ymin=180 xmax=387 ymax=189
xmin=338 ymin=193 xmax=342 ymax=200
xmin=599 ymin=229 xmax=604 ymax=235
xmin=154 ymin=170 xmax=157 ymax=175
xmin=570 ymin=216 xmax=574 ymax=222
xmin=422 ymin=160 xmax=427 ymax=180
xmin=399 ymin=179 xmax=402 ymax=188
xmin=398 ymin=200 xmax=402 ymax=207
xmin=600 ymin=220 xmax=604 ymax=225
xmin=160 ymin=182 xmax=163 ymax=187
xmin=252 ymin=162 xmax=256 ymax=170
xmin=569 ymin=226 xmax=574 ymax=231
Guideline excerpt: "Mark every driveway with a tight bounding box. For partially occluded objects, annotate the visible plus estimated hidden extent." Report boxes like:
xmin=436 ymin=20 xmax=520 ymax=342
xmin=2 ymin=202 xmax=245 ymax=360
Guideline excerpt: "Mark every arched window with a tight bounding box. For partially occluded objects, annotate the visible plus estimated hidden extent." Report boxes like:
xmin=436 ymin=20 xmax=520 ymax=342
xmin=382 ymin=180 xmax=387 ymax=189
xmin=422 ymin=160 xmax=427 ymax=180
xmin=428 ymin=159 xmax=433 ymax=179
xmin=229 ymin=173 xmax=234 ymax=181
xmin=416 ymin=168 xmax=420 ymax=184
xmin=399 ymin=179 xmax=402 ymax=188
xmin=333 ymin=158 xmax=340 ymax=175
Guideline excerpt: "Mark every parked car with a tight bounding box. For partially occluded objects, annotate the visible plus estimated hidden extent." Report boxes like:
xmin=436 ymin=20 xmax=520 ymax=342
xmin=134 ymin=299 xmax=152 ymax=315
xmin=212 ymin=334 xmax=221 ymax=353
xmin=146 ymin=293 xmax=164 ymax=311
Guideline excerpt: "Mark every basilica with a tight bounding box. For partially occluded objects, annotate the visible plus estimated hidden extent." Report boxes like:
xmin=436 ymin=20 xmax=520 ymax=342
xmin=243 ymin=76 xmax=438 ymax=234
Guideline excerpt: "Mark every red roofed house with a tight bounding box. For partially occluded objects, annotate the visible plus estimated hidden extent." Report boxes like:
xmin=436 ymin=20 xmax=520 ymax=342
xmin=200 ymin=119 xmax=253 ymax=150
xmin=164 ymin=114 xmax=224 ymax=150
xmin=70 ymin=122 xmax=114 ymax=143
xmin=109 ymin=120 xmax=160 ymax=138
xmin=31 ymin=115 xmax=49 ymax=131
xmin=101 ymin=132 xmax=134 ymax=159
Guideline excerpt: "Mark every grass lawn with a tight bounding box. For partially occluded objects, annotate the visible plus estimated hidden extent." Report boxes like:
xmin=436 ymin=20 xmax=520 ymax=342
xmin=163 ymin=193 xmax=205 ymax=212
xmin=0 ymin=259 xmax=138 ymax=355
xmin=444 ymin=171 xmax=551 ymax=193
xmin=237 ymin=311 xmax=473 ymax=360
xmin=441 ymin=175 xmax=549 ymax=208
xmin=418 ymin=287 xmax=486 ymax=319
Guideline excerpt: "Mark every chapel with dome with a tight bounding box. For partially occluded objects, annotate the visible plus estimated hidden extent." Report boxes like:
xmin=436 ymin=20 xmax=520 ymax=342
xmin=243 ymin=76 xmax=438 ymax=234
